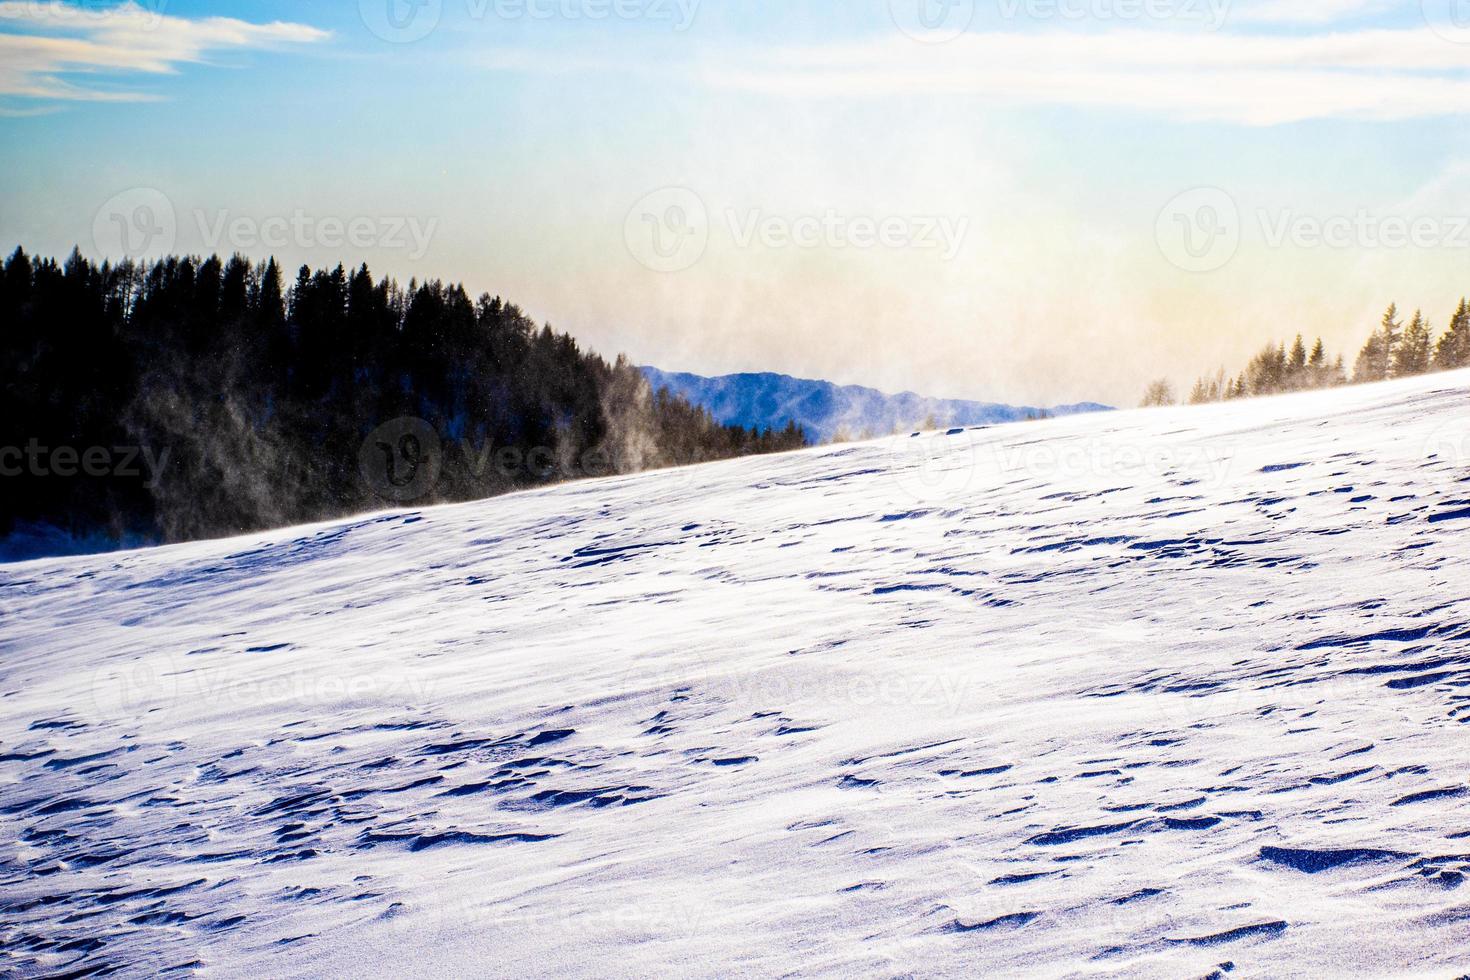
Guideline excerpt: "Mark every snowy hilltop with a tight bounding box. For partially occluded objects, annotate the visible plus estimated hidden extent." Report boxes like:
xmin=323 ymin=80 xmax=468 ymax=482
xmin=641 ymin=366 xmax=1111 ymax=443
xmin=2 ymin=370 xmax=1469 ymax=977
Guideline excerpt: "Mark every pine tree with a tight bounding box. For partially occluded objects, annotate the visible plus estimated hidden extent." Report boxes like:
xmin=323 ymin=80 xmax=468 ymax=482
xmin=1355 ymin=304 xmax=1400 ymax=383
xmin=1245 ymin=342 xmax=1287 ymax=395
xmin=1 ymin=248 xmax=810 ymax=550
xmin=1435 ymin=298 xmax=1470 ymax=370
xmin=1353 ymin=333 xmax=1383 ymax=383
xmin=1382 ymin=303 xmax=1402 ymax=367
xmin=1287 ymin=335 xmax=1308 ymax=389
xmin=1394 ymin=310 xmax=1432 ymax=377
xmin=1306 ymin=337 xmax=1327 ymax=387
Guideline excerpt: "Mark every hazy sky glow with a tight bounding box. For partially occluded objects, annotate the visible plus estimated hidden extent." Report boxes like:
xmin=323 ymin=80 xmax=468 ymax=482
xmin=4 ymin=0 xmax=1470 ymax=405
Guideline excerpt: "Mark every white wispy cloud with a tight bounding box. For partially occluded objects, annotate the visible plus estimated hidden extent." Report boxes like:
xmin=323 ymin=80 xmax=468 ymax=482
xmin=0 ymin=1 xmax=328 ymax=103
xmin=484 ymin=25 xmax=1470 ymax=125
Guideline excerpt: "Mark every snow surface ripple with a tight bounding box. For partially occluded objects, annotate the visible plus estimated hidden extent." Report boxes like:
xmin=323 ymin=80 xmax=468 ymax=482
xmin=2 ymin=372 xmax=1469 ymax=977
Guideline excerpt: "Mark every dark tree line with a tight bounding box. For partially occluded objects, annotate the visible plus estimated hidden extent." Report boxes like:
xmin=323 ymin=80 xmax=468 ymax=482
xmin=1350 ymin=301 xmax=1470 ymax=383
xmin=0 ymin=247 xmax=806 ymax=553
xmin=1141 ymin=297 xmax=1470 ymax=407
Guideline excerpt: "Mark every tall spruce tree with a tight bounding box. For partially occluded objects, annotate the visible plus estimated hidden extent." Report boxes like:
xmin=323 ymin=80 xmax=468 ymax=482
xmin=1306 ymin=337 xmax=1327 ymax=386
xmin=1394 ymin=310 xmax=1432 ymax=378
xmin=1355 ymin=304 xmax=1401 ymax=382
xmin=1435 ymin=298 xmax=1470 ymax=370
xmin=1287 ymin=335 xmax=1308 ymax=389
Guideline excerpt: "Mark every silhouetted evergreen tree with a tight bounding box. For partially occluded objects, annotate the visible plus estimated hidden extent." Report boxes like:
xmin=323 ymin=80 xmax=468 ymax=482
xmin=1245 ymin=342 xmax=1288 ymax=396
xmin=1355 ymin=304 xmax=1401 ymax=383
xmin=1395 ymin=310 xmax=1432 ymax=378
xmin=1435 ymin=298 xmax=1470 ymax=371
xmin=1160 ymin=293 xmax=1466 ymax=410
xmin=1286 ymin=335 xmax=1308 ymax=390
xmin=1 ymin=248 xmax=807 ymax=554
xmin=1306 ymin=337 xmax=1327 ymax=386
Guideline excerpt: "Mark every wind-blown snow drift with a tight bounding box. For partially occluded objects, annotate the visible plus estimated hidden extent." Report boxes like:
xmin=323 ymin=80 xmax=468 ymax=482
xmin=2 ymin=371 xmax=1469 ymax=977
xmin=641 ymin=365 xmax=1110 ymax=443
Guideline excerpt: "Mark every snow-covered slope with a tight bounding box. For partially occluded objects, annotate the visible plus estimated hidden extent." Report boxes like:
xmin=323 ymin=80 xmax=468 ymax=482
xmin=642 ymin=366 xmax=1110 ymax=443
xmin=3 ymin=372 xmax=1469 ymax=978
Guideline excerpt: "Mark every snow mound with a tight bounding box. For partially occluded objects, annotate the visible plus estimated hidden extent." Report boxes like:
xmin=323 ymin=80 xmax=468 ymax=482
xmin=3 ymin=371 xmax=1469 ymax=977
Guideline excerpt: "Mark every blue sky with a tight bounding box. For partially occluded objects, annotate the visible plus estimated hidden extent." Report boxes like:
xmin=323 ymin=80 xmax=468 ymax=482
xmin=3 ymin=0 xmax=1469 ymax=404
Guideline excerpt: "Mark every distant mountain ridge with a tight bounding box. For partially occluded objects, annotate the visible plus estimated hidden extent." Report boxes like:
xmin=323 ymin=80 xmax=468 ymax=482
xmin=641 ymin=367 xmax=1111 ymax=444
